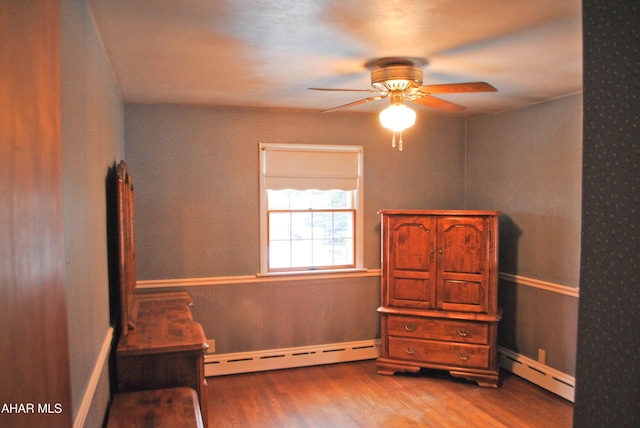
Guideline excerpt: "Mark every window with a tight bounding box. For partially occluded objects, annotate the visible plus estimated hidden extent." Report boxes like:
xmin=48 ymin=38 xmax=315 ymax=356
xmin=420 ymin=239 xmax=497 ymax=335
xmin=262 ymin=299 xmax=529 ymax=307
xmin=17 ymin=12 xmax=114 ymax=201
xmin=259 ymin=143 xmax=363 ymax=274
xmin=267 ymin=189 xmax=355 ymax=270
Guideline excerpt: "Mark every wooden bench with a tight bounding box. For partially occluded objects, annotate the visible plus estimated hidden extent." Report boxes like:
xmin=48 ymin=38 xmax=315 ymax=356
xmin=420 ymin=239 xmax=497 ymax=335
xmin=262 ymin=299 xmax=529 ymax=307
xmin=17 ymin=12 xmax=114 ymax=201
xmin=107 ymin=387 xmax=203 ymax=428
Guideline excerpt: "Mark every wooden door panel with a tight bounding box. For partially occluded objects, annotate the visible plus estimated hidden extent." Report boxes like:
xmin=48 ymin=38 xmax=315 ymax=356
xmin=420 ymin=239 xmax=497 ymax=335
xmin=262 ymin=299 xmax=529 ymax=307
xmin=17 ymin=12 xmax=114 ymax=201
xmin=440 ymin=218 xmax=485 ymax=274
xmin=391 ymin=277 xmax=432 ymax=308
xmin=1 ymin=2 xmax=72 ymax=426
xmin=385 ymin=216 xmax=436 ymax=308
xmin=437 ymin=217 xmax=490 ymax=313
xmin=440 ymin=279 xmax=485 ymax=312
xmin=392 ymin=222 xmax=433 ymax=271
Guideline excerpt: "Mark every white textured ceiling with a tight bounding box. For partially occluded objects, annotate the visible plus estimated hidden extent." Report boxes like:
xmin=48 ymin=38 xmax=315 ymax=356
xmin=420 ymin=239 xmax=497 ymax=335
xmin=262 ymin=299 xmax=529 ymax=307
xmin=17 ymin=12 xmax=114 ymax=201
xmin=88 ymin=0 xmax=582 ymax=118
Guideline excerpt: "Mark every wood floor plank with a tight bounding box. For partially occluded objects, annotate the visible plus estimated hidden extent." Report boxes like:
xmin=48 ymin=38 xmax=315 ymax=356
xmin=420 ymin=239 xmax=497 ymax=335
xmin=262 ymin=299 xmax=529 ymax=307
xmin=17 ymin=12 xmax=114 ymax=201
xmin=206 ymin=360 xmax=573 ymax=427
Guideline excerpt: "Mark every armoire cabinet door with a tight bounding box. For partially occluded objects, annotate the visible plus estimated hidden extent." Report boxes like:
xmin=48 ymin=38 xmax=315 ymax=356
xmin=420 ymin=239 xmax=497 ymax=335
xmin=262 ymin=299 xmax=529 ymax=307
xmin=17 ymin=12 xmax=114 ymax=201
xmin=436 ymin=216 xmax=491 ymax=313
xmin=385 ymin=215 xmax=437 ymax=309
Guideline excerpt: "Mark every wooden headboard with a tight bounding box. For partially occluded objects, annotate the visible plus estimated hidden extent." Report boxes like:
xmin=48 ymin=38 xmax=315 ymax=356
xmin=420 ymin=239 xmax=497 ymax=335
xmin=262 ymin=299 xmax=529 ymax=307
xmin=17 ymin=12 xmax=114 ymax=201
xmin=116 ymin=160 xmax=137 ymax=335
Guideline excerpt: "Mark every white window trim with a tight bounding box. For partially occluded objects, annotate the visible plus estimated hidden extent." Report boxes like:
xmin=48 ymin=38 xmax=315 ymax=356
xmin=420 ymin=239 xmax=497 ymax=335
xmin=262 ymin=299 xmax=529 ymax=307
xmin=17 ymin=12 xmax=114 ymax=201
xmin=259 ymin=143 xmax=364 ymax=275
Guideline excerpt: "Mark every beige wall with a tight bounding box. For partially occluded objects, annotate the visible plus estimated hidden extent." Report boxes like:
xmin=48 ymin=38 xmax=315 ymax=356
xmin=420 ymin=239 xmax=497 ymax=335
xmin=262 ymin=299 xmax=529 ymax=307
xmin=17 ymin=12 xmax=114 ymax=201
xmin=124 ymin=96 xmax=582 ymax=375
xmin=466 ymin=94 xmax=582 ymax=375
xmin=467 ymin=94 xmax=583 ymax=287
xmin=125 ymin=95 xmax=582 ymax=374
xmin=124 ymin=104 xmax=467 ymax=353
xmin=61 ymin=0 xmax=123 ymax=422
xmin=124 ymin=104 xmax=467 ymax=279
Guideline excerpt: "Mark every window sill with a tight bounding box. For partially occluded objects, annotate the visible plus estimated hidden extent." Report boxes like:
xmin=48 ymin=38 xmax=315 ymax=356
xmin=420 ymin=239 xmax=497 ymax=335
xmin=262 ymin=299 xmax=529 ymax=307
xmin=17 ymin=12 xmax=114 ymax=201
xmin=256 ymin=268 xmax=372 ymax=279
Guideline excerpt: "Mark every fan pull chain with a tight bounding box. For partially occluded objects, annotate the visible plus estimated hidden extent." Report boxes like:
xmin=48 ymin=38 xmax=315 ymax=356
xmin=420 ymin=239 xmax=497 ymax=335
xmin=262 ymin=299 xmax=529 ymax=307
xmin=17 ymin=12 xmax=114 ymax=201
xmin=390 ymin=132 xmax=404 ymax=151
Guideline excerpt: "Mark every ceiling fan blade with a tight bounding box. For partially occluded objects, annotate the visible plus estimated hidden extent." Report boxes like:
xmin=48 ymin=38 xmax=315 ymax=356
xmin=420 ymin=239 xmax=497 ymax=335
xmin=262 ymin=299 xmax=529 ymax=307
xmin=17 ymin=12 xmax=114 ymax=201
xmin=309 ymin=87 xmax=381 ymax=93
xmin=410 ymin=95 xmax=466 ymax=113
xmin=321 ymin=95 xmax=385 ymax=113
xmin=418 ymin=82 xmax=497 ymax=94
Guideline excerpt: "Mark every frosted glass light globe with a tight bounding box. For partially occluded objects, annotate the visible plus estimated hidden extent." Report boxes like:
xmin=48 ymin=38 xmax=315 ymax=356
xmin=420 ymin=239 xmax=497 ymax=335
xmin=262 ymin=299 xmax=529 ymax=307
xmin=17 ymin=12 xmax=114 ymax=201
xmin=379 ymin=104 xmax=416 ymax=132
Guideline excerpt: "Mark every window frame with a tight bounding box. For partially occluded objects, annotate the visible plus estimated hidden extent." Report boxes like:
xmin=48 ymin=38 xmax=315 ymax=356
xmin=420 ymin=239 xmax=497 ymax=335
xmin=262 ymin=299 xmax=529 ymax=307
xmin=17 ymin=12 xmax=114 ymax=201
xmin=267 ymin=205 xmax=357 ymax=272
xmin=259 ymin=143 xmax=364 ymax=275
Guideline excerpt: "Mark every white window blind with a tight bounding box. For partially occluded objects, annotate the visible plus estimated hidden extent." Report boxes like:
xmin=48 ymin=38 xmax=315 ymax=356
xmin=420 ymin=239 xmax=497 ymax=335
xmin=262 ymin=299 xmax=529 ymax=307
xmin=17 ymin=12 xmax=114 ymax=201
xmin=261 ymin=143 xmax=361 ymax=191
xmin=259 ymin=143 xmax=364 ymax=274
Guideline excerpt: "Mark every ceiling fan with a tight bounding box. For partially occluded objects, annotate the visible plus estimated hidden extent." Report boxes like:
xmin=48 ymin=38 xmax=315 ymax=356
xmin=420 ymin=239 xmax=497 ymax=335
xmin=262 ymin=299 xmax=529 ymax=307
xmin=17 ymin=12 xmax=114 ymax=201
xmin=310 ymin=57 xmax=497 ymax=150
xmin=310 ymin=57 xmax=497 ymax=113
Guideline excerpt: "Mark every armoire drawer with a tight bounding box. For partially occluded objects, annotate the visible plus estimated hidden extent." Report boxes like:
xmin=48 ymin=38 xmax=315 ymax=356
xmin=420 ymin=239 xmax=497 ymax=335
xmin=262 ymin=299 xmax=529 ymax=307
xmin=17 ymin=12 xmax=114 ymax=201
xmin=386 ymin=315 xmax=490 ymax=345
xmin=388 ymin=337 xmax=491 ymax=369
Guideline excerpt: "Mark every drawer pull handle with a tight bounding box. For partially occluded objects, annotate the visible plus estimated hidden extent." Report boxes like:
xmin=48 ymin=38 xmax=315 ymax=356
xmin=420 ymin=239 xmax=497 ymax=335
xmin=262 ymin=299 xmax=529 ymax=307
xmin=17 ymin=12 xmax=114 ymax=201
xmin=457 ymin=328 xmax=470 ymax=337
xmin=404 ymin=324 xmax=417 ymax=332
xmin=458 ymin=353 xmax=470 ymax=362
xmin=405 ymin=347 xmax=417 ymax=355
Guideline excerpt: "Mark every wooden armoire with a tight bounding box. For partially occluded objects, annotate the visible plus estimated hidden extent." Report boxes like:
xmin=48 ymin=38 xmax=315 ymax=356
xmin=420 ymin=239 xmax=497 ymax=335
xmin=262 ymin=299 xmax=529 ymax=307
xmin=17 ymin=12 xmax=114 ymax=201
xmin=376 ymin=210 xmax=501 ymax=387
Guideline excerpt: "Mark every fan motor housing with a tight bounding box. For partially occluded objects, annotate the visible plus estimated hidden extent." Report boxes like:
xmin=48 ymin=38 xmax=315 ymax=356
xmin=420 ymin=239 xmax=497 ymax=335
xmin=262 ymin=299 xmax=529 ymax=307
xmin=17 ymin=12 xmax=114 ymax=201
xmin=371 ymin=66 xmax=423 ymax=91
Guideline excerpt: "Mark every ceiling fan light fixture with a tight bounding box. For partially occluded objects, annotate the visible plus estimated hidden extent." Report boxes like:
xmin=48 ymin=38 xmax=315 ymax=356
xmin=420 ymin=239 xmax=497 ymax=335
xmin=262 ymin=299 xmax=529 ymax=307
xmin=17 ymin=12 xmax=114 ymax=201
xmin=379 ymin=91 xmax=415 ymax=151
xmin=379 ymin=103 xmax=416 ymax=132
xmin=379 ymin=90 xmax=416 ymax=132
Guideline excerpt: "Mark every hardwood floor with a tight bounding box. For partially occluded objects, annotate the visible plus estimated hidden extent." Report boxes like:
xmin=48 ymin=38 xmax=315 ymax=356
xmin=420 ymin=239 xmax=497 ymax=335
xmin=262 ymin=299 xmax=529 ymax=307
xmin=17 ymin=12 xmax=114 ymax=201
xmin=206 ymin=360 xmax=573 ymax=427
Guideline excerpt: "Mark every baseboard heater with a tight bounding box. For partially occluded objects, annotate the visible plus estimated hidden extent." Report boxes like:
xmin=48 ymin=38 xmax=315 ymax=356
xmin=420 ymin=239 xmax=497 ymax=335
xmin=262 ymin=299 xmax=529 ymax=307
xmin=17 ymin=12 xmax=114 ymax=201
xmin=205 ymin=339 xmax=381 ymax=377
xmin=204 ymin=340 xmax=574 ymax=402
xmin=498 ymin=346 xmax=575 ymax=402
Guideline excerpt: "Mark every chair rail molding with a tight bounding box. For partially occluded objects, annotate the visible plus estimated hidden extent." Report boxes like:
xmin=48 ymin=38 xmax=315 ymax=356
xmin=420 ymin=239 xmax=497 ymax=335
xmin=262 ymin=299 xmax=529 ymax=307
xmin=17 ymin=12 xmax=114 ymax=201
xmin=499 ymin=273 xmax=579 ymax=298
xmin=137 ymin=269 xmax=382 ymax=289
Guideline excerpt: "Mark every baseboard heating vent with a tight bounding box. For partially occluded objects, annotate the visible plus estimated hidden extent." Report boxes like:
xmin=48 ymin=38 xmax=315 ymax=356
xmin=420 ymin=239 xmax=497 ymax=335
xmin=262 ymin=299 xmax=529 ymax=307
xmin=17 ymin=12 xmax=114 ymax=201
xmin=498 ymin=346 xmax=575 ymax=402
xmin=205 ymin=339 xmax=381 ymax=377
